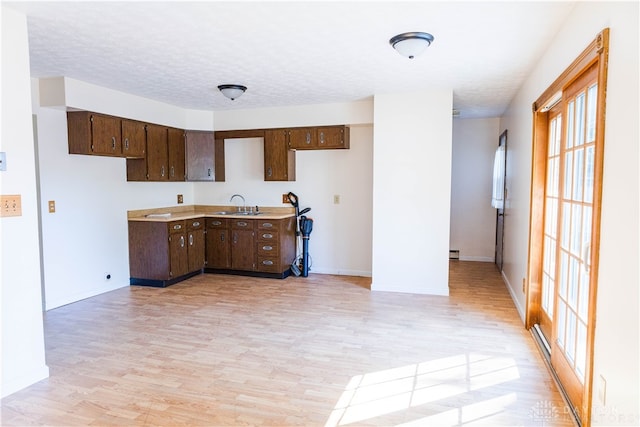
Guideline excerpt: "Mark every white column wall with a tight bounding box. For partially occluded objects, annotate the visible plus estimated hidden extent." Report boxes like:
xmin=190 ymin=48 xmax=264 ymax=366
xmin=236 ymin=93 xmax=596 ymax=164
xmin=371 ymin=90 xmax=453 ymax=295
xmin=1 ymin=6 xmax=49 ymax=397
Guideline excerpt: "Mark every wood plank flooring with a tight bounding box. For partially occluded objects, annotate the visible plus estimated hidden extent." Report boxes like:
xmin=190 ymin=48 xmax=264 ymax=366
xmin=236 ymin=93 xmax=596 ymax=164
xmin=2 ymin=262 xmax=575 ymax=426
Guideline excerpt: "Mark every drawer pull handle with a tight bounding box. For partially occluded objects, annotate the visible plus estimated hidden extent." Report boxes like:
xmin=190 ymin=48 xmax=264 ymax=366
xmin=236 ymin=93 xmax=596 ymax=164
xmin=170 ymin=166 xmax=175 ymax=177
xmin=192 ymin=221 xmax=200 ymax=227
xmin=306 ymin=131 xmax=311 ymax=144
xmin=221 ymin=232 xmax=225 ymax=242
xmin=211 ymin=221 xmax=222 ymax=226
xmin=262 ymin=233 xmax=273 ymax=239
xmin=262 ymin=245 xmax=273 ymax=251
xmin=111 ymin=136 xmax=116 ymax=150
xmin=173 ymin=224 xmax=182 ymax=230
xmin=319 ymin=131 xmax=325 ymax=144
xmin=180 ymin=235 xmax=185 ymax=247
xmin=262 ymin=222 xmax=273 ymax=228
xmin=262 ymin=260 xmax=274 ymax=266
xmin=237 ymin=221 xmax=248 ymax=227
xmin=189 ymin=234 xmax=194 ymax=245
xmin=124 ymin=138 xmax=129 ymax=149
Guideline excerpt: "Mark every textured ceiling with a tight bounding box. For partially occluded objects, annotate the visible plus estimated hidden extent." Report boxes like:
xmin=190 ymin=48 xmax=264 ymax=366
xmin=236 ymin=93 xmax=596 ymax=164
xmin=7 ymin=1 xmax=576 ymax=118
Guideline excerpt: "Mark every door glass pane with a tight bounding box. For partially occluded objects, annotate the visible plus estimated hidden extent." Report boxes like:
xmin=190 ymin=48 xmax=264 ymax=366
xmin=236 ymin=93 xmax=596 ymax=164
xmin=566 ymin=101 xmax=574 ymax=149
xmin=587 ymin=84 xmax=598 ymax=142
xmin=568 ymin=257 xmax=580 ymax=310
xmin=584 ymin=146 xmax=595 ymax=203
xmin=564 ymin=152 xmax=573 ymax=199
xmin=561 ymin=202 xmax=571 ymax=250
xmin=547 ymin=157 xmax=556 ymax=196
xmin=554 ymin=116 xmax=562 ymax=155
xmin=579 ymin=264 xmax=590 ymax=320
xmin=575 ymin=92 xmax=586 ymax=147
xmin=560 ymin=251 xmax=569 ymax=299
xmin=557 ymin=301 xmax=567 ymax=350
xmin=571 ymin=204 xmax=582 ymax=255
xmin=566 ymin=310 xmax=577 ymax=363
xmin=573 ymin=148 xmax=584 ymax=201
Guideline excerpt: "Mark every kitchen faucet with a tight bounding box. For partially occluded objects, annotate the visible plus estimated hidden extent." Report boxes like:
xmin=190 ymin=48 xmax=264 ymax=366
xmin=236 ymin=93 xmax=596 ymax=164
xmin=230 ymin=194 xmax=246 ymax=212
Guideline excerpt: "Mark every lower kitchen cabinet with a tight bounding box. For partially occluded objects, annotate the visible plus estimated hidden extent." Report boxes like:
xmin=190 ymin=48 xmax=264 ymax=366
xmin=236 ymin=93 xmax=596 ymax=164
xmin=128 ymin=219 xmax=203 ymax=287
xmin=129 ymin=215 xmax=296 ymax=287
xmin=205 ymin=218 xmax=230 ymax=269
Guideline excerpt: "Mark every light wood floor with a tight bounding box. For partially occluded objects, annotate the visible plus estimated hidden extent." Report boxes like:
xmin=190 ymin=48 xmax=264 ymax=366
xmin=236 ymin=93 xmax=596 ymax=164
xmin=2 ymin=262 xmax=575 ymax=426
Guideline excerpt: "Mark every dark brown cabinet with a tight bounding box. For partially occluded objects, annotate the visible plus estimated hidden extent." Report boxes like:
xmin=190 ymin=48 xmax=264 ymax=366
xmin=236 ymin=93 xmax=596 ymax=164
xmin=67 ymin=111 xmax=146 ymax=158
xmin=206 ymin=218 xmax=230 ymax=269
xmin=146 ymin=124 xmax=169 ymax=181
xmin=264 ymin=129 xmax=296 ymax=181
xmin=186 ymin=130 xmax=215 ymax=181
xmin=187 ymin=219 xmax=205 ymax=272
xmin=168 ymin=220 xmax=189 ymax=278
xmin=168 ymin=128 xmax=186 ymax=181
xmin=231 ymin=220 xmax=256 ymax=271
xmin=286 ymin=125 xmax=350 ymax=150
xmin=256 ymin=217 xmax=296 ymax=273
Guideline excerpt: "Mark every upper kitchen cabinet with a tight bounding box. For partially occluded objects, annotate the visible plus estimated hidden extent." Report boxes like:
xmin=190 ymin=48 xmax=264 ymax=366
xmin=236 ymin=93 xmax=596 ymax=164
xmin=168 ymin=127 xmax=186 ymax=181
xmin=186 ymin=130 xmax=216 ymax=181
xmin=286 ymin=125 xmax=350 ymax=150
xmin=264 ymin=129 xmax=295 ymax=182
xmin=317 ymin=126 xmax=350 ymax=149
xmin=145 ymin=124 xmax=170 ymax=181
xmin=67 ymin=111 xmax=146 ymax=158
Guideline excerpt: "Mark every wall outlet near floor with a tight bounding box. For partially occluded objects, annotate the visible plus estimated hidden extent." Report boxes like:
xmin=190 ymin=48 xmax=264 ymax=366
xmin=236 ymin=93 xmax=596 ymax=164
xmin=333 ymin=194 xmax=340 ymax=204
xmin=1 ymin=194 xmax=22 ymax=217
xmin=282 ymin=194 xmax=291 ymax=204
xmin=177 ymin=194 xmax=184 ymax=204
xmin=105 ymin=272 xmax=112 ymax=281
xmin=598 ymin=375 xmax=607 ymax=404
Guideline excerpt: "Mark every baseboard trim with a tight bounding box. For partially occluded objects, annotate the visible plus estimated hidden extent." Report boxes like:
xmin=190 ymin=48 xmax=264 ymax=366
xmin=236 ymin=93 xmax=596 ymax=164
xmin=501 ymin=270 xmax=526 ymax=323
xmin=459 ymin=256 xmax=495 ymax=262
xmin=46 ymin=281 xmax=129 ymax=311
xmin=305 ymin=268 xmax=372 ymax=277
xmin=1 ymin=364 xmax=49 ymax=398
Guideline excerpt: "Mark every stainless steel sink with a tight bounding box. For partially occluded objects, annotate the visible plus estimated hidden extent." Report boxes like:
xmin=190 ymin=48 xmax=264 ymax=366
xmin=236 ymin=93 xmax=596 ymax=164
xmin=210 ymin=211 xmax=263 ymax=216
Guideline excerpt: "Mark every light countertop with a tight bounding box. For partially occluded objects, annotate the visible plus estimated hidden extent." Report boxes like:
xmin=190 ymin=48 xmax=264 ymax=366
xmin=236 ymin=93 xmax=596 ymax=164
xmin=128 ymin=205 xmax=295 ymax=222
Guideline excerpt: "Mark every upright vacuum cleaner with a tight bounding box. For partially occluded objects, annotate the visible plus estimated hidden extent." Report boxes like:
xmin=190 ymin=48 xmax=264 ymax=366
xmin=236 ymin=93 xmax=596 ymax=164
xmin=287 ymin=192 xmax=313 ymax=277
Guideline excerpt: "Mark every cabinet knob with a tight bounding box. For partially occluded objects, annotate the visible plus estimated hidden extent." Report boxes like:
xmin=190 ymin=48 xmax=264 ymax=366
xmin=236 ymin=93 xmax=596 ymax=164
xmin=211 ymin=220 xmax=222 ymax=226
xmin=261 ymin=222 xmax=273 ymax=228
xmin=192 ymin=221 xmax=200 ymax=227
xmin=262 ymin=245 xmax=273 ymax=251
xmin=173 ymin=224 xmax=182 ymax=230
xmin=237 ymin=221 xmax=248 ymax=227
xmin=262 ymin=260 xmax=274 ymax=266
xmin=262 ymin=233 xmax=273 ymax=239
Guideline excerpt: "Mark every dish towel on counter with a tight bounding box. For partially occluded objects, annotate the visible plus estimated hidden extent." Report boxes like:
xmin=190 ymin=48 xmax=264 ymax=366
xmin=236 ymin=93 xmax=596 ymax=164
xmin=491 ymin=144 xmax=506 ymax=209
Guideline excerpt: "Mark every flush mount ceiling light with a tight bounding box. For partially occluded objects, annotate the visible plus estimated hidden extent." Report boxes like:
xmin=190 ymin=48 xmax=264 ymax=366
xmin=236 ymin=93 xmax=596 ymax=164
xmin=389 ymin=32 xmax=434 ymax=59
xmin=218 ymin=84 xmax=247 ymax=100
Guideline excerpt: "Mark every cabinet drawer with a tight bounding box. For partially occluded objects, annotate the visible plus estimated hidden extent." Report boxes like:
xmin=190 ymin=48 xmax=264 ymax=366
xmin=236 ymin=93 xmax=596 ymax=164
xmin=257 ymin=220 xmax=279 ymax=230
xmin=168 ymin=220 xmax=186 ymax=234
xmin=232 ymin=219 xmax=255 ymax=230
xmin=206 ymin=218 xmax=228 ymax=229
xmin=257 ymin=256 xmax=280 ymax=273
xmin=258 ymin=243 xmax=279 ymax=257
xmin=187 ymin=218 xmax=204 ymax=230
xmin=258 ymin=230 xmax=279 ymax=242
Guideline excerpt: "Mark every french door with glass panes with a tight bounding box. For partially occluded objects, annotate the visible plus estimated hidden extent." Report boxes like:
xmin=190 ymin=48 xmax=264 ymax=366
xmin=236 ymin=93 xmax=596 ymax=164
xmin=528 ymin=29 xmax=608 ymax=426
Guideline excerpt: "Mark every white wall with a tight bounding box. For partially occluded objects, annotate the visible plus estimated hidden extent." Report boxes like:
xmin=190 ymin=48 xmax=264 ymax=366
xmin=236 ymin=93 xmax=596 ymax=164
xmin=500 ymin=2 xmax=639 ymax=423
xmin=450 ymin=118 xmax=500 ymax=262
xmin=371 ymin=90 xmax=453 ymax=295
xmin=1 ymin=6 xmax=49 ymax=397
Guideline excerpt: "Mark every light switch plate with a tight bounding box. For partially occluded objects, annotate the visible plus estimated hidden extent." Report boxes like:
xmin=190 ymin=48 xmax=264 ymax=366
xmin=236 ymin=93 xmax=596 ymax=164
xmin=1 ymin=195 xmax=22 ymax=217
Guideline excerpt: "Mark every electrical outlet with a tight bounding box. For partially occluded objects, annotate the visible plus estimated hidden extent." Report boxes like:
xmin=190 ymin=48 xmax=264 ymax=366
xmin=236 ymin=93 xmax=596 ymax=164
xmin=48 ymin=200 xmax=56 ymax=213
xmin=282 ymin=194 xmax=290 ymax=204
xmin=334 ymin=194 xmax=340 ymax=204
xmin=177 ymin=194 xmax=183 ymax=204
xmin=598 ymin=375 xmax=606 ymax=404
xmin=1 ymin=195 xmax=22 ymax=217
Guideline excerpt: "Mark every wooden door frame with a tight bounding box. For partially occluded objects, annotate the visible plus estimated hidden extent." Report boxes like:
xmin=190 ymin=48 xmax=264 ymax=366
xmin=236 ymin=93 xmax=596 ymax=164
xmin=525 ymin=28 xmax=609 ymax=426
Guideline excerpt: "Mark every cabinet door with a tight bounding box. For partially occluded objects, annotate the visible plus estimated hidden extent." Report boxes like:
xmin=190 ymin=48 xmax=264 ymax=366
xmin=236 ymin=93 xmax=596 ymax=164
xmin=121 ymin=119 xmax=146 ymax=158
xmin=146 ymin=124 xmax=169 ymax=181
xmin=287 ymin=127 xmax=316 ymax=149
xmin=186 ymin=131 xmax=215 ymax=181
xmin=188 ymin=228 xmax=205 ymax=272
xmin=169 ymin=233 xmax=189 ymax=278
xmin=91 ymin=114 xmax=122 ymax=155
xmin=231 ymin=228 xmax=255 ymax=271
xmin=264 ymin=129 xmax=295 ymax=181
xmin=206 ymin=228 xmax=231 ymax=269
xmin=317 ymin=126 xmax=350 ymax=149
xmin=168 ymin=128 xmax=186 ymax=181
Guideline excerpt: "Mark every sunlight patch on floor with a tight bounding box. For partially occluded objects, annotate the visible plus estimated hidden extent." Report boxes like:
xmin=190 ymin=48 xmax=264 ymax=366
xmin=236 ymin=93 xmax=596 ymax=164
xmin=324 ymin=353 xmax=521 ymax=426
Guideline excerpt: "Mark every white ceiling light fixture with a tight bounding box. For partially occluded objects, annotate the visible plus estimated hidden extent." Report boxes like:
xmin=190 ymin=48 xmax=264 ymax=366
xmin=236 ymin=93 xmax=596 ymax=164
xmin=218 ymin=84 xmax=247 ymax=100
xmin=389 ymin=32 xmax=435 ymax=59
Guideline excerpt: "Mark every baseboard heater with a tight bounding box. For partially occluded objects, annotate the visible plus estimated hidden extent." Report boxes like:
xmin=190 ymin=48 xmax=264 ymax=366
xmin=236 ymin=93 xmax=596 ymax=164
xmin=449 ymin=250 xmax=460 ymax=260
